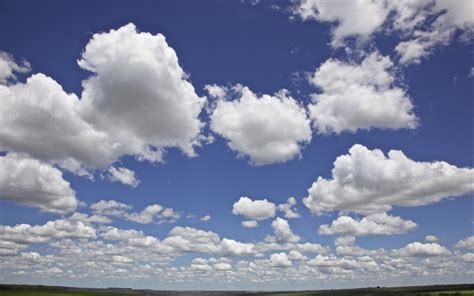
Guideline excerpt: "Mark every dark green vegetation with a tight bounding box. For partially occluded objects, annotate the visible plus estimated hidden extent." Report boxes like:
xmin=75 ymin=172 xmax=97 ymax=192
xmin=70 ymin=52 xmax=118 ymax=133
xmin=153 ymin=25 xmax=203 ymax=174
xmin=0 ymin=284 xmax=473 ymax=296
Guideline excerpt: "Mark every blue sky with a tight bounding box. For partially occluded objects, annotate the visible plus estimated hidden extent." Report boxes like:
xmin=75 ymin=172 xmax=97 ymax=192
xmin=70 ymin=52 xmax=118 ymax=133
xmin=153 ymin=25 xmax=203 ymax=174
xmin=0 ymin=0 xmax=473 ymax=291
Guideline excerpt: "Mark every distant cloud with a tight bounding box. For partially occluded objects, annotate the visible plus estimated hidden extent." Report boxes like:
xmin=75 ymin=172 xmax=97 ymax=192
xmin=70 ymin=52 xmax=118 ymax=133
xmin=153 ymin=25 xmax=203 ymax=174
xmin=304 ymin=144 xmax=474 ymax=214
xmin=308 ymin=52 xmax=418 ymax=134
xmin=0 ymin=153 xmax=77 ymax=214
xmin=207 ymin=84 xmax=311 ymax=165
xmin=0 ymin=51 xmax=31 ymax=84
xmin=107 ymin=166 xmax=140 ymax=187
xmin=232 ymin=197 xmax=276 ymax=221
xmin=399 ymin=242 xmax=451 ymax=257
xmin=200 ymin=214 xmax=211 ymax=222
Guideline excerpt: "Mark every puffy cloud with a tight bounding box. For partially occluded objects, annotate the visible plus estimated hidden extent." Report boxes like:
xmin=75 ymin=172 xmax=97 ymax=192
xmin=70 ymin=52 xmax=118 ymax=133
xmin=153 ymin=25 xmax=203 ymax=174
xmin=163 ymin=226 xmax=221 ymax=253
xmin=0 ymin=23 xmax=206 ymax=179
xmin=126 ymin=204 xmax=164 ymax=224
xmin=266 ymin=218 xmax=301 ymax=243
xmin=220 ymin=239 xmax=259 ymax=257
xmin=0 ymin=219 xmax=96 ymax=245
xmin=399 ymin=242 xmax=451 ymax=257
xmin=0 ymin=153 xmax=77 ymax=214
xmin=455 ymin=236 xmax=474 ymax=249
xmin=304 ymin=144 xmax=474 ymax=214
xmin=319 ymin=213 xmax=417 ymax=237
xmin=293 ymin=1 xmax=473 ymax=63
xmin=200 ymin=214 xmax=211 ymax=222
xmin=269 ymin=252 xmax=293 ymax=267
xmin=78 ymin=23 xmax=206 ymax=162
xmin=308 ymin=53 xmax=417 ymax=134
xmin=68 ymin=213 xmax=112 ymax=224
xmin=232 ymin=197 xmax=276 ymax=221
xmin=0 ymin=51 xmax=31 ymax=84
xmin=107 ymin=166 xmax=140 ymax=187
xmin=293 ymin=0 xmax=388 ymax=48
xmin=241 ymin=220 xmax=259 ymax=228
xmin=90 ymin=200 xmax=132 ymax=217
xmin=208 ymin=84 xmax=311 ymax=165
xmin=277 ymin=197 xmax=300 ymax=219
xmin=425 ymin=235 xmax=439 ymax=243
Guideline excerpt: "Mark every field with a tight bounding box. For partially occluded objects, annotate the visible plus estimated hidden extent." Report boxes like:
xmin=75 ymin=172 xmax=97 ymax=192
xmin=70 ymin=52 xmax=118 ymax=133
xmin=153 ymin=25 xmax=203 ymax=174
xmin=0 ymin=284 xmax=473 ymax=296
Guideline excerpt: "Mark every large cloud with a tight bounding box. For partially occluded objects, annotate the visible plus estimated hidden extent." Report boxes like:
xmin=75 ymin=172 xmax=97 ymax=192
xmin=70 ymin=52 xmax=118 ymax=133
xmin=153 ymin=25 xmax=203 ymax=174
xmin=303 ymin=144 xmax=474 ymax=214
xmin=308 ymin=53 xmax=417 ymax=134
xmin=232 ymin=197 xmax=276 ymax=223
xmin=208 ymin=84 xmax=311 ymax=165
xmin=319 ymin=213 xmax=417 ymax=237
xmin=399 ymin=242 xmax=451 ymax=257
xmin=0 ymin=153 xmax=77 ymax=213
xmin=0 ymin=23 xmax=206 ymax=177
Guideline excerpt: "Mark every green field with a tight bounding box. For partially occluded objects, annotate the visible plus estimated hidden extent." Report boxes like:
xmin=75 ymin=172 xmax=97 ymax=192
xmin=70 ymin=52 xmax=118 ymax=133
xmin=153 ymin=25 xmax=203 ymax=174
xmin=0 ymin=284 xmax=473 ymax=296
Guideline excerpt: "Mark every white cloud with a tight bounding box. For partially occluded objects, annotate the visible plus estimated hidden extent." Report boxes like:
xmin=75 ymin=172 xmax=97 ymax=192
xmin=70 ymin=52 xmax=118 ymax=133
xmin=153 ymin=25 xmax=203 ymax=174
xmin=277 ymin=197 xmax=300 ymax=219
xmin=163 ymin=226 xmax=221 ymax=253
xmin=455 ymin=236 xmax=474 ymax=249
xmin=208 ymin=84 xmax=311 ymax=165
xmin=126 ymin=204 xmax=164 ymax=224
xmin=0 ymin=23 xmax=206 ymax=179
xmin=68 ymin=213 xmax=112 ymax=224
xmin=100 ymin=227 xmax=144 ymax=241
xmin=319 ymin=213 xmax=417 ymax=237
xmin=0 ymin=153 xmax=77 ymax=214
xmin=399 ymin=242 xmax=451 ymax=257
xmin=266 ymin=218 xmax=301 ymax=243
xmin=0 ymin=51 xmax=31 ymax=84
xmin=0 ymin=219 xmax=96 ymax=245
xmin=304 ymin=144 xmax=474 ymax=214
xmin=107 ymin=166 xmax=140 ymax=187
xmin=232 ymin=197 xmax=276 ymax=221
xmin=241 ymin=220 xmax=259 ymax=228
xmin=200 ymin=214 xmax=211 ymax=222
xmin=78 ymin=23 xmax=206 ymax=162
xmin=293 ymin=0 xmax=388 ymax=48
xmin=220 ymin=239 xmax=259 ymax=257
xmin=270 ymin=252 xmax=292 ymax=267
xmin=308 ymin=52 xmax=417 ymax=134
xmin=90 ymin=200 xmax=132 ymax=217
xmin=425 ymin=235 xmax=439 ymax=242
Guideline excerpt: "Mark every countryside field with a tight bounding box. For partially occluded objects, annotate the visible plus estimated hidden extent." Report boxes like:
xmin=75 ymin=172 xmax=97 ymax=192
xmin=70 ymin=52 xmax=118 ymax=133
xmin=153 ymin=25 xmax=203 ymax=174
xmin=0 ymin=284 xmax=473 ymax=296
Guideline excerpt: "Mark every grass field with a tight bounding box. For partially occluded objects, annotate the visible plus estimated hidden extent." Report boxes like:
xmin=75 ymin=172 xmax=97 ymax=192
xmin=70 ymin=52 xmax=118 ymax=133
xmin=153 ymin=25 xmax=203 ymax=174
xmin=0 ymin=284 xmax=473 ymax=296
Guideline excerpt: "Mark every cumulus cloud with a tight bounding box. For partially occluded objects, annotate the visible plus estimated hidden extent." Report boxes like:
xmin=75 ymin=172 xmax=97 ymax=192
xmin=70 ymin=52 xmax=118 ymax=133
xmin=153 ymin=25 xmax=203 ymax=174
xmin=319 ymin=213 xmax=417 ymax=237
xmin=455 ymin=236 xmax=474 ymax=249
xmin=270 ymin=252 xmax=293 ymax=267
xmin=207 ymin=84 xmax=311 ymax=165
xmin=304 ymin=144 xmax=474 ymax=214
xmin=0 ymin=153 xmax=78 ymax=213
xmin=107 ymin=166 xmax=140 ymax=187
xmin=266 ymin=218 xmax=301 ymax=243
xmin=200 ymin=214 xmax=211 ymax=222
xmin=293 ymin=0 xmax=388 ymax=48
xmin=126 ymin=204 xmax=164 ymax=224
xmin=0 ymin=24 xmax=206 ymax=182
xmin=308 ymin=52 xmax=417 ymax=134
xmin=425 ymin=235 xmax=439 ymax=242
xmin=277 ymin=197 xmax=300 ymax=219
xmin=293 ymin=0 xmax=473 ymax=63
xmin=241 ymin=220 xmax=259 ymax=228
xmin=232 ymin=197 xmax=276 ymax=222
xmin=90 ymin=200 xmax=132 ymax=217
xmin=0 ymin=51 xmax=31 ymax=84
xmin=399 ymin=242 xmax=451 ymax=257
xmin=0 ymin=219 xmax=96 ymax=245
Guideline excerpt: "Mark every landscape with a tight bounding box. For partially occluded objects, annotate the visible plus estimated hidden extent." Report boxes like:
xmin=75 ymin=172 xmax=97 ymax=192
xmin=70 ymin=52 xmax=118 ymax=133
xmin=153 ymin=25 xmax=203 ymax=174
xmin=0 ymin=0 xmax=473 ymax=294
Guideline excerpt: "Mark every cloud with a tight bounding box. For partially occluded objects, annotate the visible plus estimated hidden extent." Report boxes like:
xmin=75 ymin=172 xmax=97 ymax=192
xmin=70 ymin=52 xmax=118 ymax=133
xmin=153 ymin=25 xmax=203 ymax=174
xmin=0 ymin=153 xmax=78 ymax=214
xmin=277 ymin=197 xmax=300 ymax=219
xmin=163 ymin=226 xmax=221 ymax=253
xmin=220 ymin=239 xmax=259 ymax=257
xmin=304 ymin=144 xmax=474 ymax=214
xmin=68 ymin=213 xmax=112 ymax=224
xmin=293 ymin=0 xmax=388 ymax=48
xmin=0 ymin=51 xmax=31 ymax=84
xmin=90 ymin=200 xmax=132 ymax=217
xmin=241 ymin=220 xmax=258 ymax=228
xmin=232 ymin=197 xmax=276 ymax=222
xmin=107 ymin=166 xmax=140 ymax=187
xmin=319 ymin=213 xmax=417 ymax=237
xmin=308 ymin=52 xmax=417 ymax=134
xmin=0 ymin=23 xmax=206 ymax=180
xmin=425 ymin=235 xmax=439 ymax=243
xmin=266 ymin=218 xmax=301 ymax=243
xmin=126 ymin=204 xmax=164 ymax=224
xmin=270 ymin=252 xmax=293 ymax=267
xmin=399 ymin=242 xmax=451 ymax=257
xmin=0 ymin=219 xmax=96 ymax=245
xmin=200 ymin=214 xmax=211 ymax=222
xmin=455 ymin=236 xmax=474 ymax=249
xmin=208 ymin=84 xmax=311 ymax=165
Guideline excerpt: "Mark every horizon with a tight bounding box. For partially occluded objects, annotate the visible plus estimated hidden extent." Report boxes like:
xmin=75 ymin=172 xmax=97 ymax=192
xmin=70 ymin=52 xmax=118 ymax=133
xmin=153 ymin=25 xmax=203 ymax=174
xmin=0 ymin=0 xmax=473 ymax=291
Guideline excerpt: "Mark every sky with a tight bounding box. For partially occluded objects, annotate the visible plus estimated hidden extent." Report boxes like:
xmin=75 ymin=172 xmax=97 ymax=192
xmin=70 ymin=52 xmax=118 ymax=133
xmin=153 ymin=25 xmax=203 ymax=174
xmin=0 ymin=0 xmax=473 ymax=291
